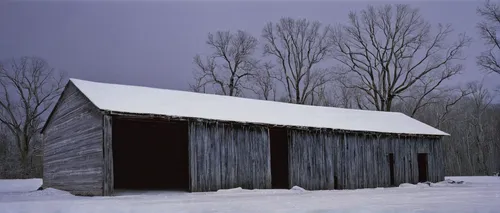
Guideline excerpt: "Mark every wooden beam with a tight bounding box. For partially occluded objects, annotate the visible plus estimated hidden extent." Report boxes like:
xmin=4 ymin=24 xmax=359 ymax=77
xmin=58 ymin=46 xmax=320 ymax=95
xmin=103 ymin=114 xmax=114 ymax=196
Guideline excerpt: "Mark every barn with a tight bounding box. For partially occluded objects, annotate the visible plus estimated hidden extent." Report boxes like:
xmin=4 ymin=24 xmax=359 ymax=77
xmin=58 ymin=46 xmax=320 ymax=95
xmin=41 ymin=78 xmax=448 ymax=196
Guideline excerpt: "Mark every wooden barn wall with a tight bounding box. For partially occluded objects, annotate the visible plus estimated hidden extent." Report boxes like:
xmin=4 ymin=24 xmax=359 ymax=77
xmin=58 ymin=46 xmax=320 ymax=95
xmin=288 ymin=130 xmax=337 ymax=190
xmin=188 ymin=121 xmax=271 ymax=192
xmin=43 ymin=82 xmax=104 ymax=196
xmin=102 ymin=115 xmax=113 ymax=196
xmin=288 ymin=129 xmax=444 ymax=190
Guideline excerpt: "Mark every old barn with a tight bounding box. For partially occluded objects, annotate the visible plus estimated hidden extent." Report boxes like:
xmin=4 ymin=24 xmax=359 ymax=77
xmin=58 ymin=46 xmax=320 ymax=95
xmin=41 ymin=79 xmax=448 ymax=196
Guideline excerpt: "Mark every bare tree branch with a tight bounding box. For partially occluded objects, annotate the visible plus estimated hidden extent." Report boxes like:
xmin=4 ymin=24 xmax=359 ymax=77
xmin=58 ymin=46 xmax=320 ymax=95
xmin=332 ymin=4 xmax=470 ymax=112
xmin=477 ymin=0 xmax=500 ymax=75
xmin=406 ymin=81 xmax=500 ymax=176
xmin=190 ymin=30 xmax=258 ymax=97
xmin=245 ymin=62 xmax=280 ymax=101
xmin=0 ymin=56 xmax=65 ymax=168
xmin=262 ymin=17 xmax=335 ymax=104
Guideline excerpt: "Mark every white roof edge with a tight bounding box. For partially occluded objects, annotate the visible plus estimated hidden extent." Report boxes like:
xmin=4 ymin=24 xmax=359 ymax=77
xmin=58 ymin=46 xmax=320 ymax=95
xmin=69 ymin=78 xmax=449 ymax=136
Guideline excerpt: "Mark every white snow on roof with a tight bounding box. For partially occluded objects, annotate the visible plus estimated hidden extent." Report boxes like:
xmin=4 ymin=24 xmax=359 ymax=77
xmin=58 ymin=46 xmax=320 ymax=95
xmin=70 ymin=78 xmax=448 ymax=136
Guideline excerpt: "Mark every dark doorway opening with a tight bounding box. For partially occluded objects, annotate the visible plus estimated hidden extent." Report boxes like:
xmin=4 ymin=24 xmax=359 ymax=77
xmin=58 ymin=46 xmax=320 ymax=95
xmin=112 ymin=117 xmax=189 ymax=191
xmin=388 ymin=153 xmax=395 ymax=186
xmin=418 ymin=153 xmax=428 ymax=183
xmin=269 ymin=127 xmax=289 ymax=189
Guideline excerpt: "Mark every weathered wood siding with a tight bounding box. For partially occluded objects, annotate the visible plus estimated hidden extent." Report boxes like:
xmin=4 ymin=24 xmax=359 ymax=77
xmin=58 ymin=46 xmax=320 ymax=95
xmin=188 ymin=121 xmax=271 ymax=192
xmin=288 ymin=129 xmax=444 ymax=190
xmin=102 ymin=115 xmax=113 ymax=196
xmin=43 ymin=82 xmax=104 ymax=196
xmin=288 ymin=130 xmax=336 ymax=190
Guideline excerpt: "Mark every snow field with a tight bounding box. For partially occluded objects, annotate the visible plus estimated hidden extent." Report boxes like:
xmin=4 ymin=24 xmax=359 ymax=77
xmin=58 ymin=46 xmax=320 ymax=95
xmin=0 ymin=176 xmax=499 ymax=213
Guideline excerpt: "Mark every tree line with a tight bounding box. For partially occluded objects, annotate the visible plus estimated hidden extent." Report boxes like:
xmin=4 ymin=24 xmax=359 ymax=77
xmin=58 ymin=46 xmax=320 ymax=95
xmin=0 ymin=2 xmax=499 ymax=178
xmin=0 ymin=57 xmax=65 ymax=178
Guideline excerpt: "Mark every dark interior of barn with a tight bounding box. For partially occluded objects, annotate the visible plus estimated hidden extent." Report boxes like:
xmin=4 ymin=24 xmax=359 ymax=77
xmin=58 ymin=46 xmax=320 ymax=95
xmin=418 ymin=153 xmax=429 ymax=182
xmin=269 ymin=127 xmax=289 ymax=189
xmin=112 ymin=117 xmax=189 ymax=191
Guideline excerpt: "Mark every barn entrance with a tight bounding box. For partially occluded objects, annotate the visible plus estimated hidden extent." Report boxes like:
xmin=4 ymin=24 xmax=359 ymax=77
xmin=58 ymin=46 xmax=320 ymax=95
xmin=269 ymin=127 xmax=289 ymax=189
xmin=388 ymin=153 xmax=395 ymax=186
xmin=112 ymin=117 xmax=189 ymax=191
xmin=418 ymin=153 xmax=428 ymax=182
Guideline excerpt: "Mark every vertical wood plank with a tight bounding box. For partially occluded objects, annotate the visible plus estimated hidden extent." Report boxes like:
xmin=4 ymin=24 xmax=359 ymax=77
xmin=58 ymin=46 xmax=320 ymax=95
xmin=102 ymin=115 xmax=113 ymax=196
xmin=324 ymin=132 xmax=335 ymax=189
xmin=188 ymin=121 xmax=270 ymax=192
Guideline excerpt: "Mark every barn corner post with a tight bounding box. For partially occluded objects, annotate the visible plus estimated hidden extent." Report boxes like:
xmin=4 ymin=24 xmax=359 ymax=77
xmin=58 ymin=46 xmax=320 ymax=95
xmin=266 ymin=127 xmax=272 ymax=189
xmin=103 ymin=114 xmax=114 ymax=196
xmin=286 ymin=129 xmax=293 ymax=189
xmin=187 ymin=119 xmax=194 ymax=193
xmin=438 ymin=136 xmax=446 ymax=182
xmin=40 ymin=132 xmax=46 ymax=189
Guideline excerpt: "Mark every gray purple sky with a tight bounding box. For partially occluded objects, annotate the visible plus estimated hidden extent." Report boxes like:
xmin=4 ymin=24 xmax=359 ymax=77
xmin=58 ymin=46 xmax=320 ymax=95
xmin=1 ymin=0 xmax=499 ymax=94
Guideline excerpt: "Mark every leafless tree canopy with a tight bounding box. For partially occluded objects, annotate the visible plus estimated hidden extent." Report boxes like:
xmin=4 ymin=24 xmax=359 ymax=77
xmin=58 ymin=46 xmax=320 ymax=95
xmin=477 ymin=0 xmax=500 ymax=75
xmin=262 ymin=17 xmax=334 ymax=104
xmin=401 ymin=81 xmax=500 ymax=176
xmin=247 ymin=62 xmax=279 ymax=101
xmin=0 ymin=57 xmax=64 ymax=168
xmin=332 ymin=4 xmax=471 ymax=112
xmin=191 ymin=30 xmax=258 ymax=96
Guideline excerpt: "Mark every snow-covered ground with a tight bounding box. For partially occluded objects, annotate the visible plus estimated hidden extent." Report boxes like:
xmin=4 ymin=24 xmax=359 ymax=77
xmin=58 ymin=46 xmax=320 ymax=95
xmin=1 ymin=176 xmax=499 ymax=213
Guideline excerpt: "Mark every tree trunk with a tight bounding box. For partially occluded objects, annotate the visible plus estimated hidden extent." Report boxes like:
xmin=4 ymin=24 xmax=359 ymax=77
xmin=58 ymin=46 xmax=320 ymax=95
xmin=17 ymin=136 xmax=30 ymax=177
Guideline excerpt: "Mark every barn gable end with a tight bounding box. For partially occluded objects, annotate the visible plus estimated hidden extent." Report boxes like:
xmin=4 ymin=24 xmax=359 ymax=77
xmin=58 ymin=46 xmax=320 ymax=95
xmin=42 ymin=81 xmax=105 ymax=196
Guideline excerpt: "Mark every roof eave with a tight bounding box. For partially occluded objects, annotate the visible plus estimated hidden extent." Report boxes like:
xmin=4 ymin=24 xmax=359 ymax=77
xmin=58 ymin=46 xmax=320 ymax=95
xmin=104 ymin=110 xmax=448 ymax=138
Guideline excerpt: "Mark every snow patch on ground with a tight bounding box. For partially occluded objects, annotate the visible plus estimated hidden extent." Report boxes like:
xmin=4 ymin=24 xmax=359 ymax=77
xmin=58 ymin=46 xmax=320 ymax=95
xmin=26 ymin=188 xmax=72 ymax=197
xmin=398 ymin=182 xmax=431 ymax=188
xmin=290 ymin=186 xmax=307 ymax=192
xmin=448 ymin=176 xmax=500 ymax=184
xmin=0 ymin=179 xmax=41 ymax=193
xmin=216 ymin=187 xmax=246 ymax=193
xmin=1 ymin=176 xmax=500 ymax=213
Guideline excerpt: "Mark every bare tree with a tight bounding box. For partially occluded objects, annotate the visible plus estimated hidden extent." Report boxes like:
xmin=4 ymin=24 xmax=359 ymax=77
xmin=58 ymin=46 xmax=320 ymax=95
xmin=398 ymin=83 xmax=472 ymax=120
xmin=308 ymin=76 xmax=361 ymax=108
xmin=262 ymin=17 xmax=335 ymax=104
xmin=309 ymin=85 xmax=332 ymax=107
xmin=402 ymin=81 xmax=500 ymax=176
xmin=0 ymin=124 xmax=8 ymax=162
xmin=333 ymin=83 xmax=365 ymax=109
xmin=191 ymin=30 xmax=258 ymax=96
xmin=453 ymin=82 xmax=497 ymax=175
xmin=332 ymin=4 xmax=470 ymax=112
xmin=469 ymin=83 xmax=493 ymax=174
xmin=247 ymin=62 xmax=279 ymax=100
xmin=0 ymin=57 xmax=65 ymax=171
xmin=477 ymin=0 xmax=500 ymax=75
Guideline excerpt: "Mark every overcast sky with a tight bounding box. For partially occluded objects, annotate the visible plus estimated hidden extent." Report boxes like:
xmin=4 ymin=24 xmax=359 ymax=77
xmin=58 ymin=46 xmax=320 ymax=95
xmin=1 ymin=0 xmax=499 ymax=94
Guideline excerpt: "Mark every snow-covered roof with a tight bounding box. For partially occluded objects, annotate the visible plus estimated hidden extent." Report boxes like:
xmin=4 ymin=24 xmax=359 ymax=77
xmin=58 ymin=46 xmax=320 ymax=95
xmin=70 ymin=78 xmax=448 ymax=136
